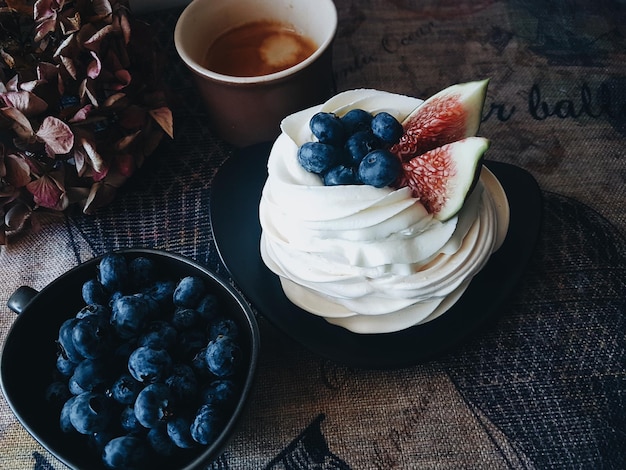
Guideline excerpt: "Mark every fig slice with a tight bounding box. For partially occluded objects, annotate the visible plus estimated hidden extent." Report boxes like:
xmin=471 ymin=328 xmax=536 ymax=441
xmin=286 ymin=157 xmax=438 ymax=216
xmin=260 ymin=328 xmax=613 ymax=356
xmin=399 ymin=136 xmax=489 ymax=221
xmin=391 ymin=79 xmax=489 ymax=162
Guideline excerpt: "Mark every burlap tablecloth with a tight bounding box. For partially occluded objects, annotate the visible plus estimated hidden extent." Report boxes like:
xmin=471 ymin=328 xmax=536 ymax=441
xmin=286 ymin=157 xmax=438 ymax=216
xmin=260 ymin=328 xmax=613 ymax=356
xmin=1 ymin=1 xmax=625 ymax=468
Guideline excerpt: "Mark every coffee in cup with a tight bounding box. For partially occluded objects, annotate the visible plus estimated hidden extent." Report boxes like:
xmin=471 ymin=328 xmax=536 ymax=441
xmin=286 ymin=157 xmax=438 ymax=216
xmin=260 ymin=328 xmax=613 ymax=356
xmin=174 ymin=0 xmax=337 ymax=147
xmin=203 ymin=20 xmax=318 ymax=77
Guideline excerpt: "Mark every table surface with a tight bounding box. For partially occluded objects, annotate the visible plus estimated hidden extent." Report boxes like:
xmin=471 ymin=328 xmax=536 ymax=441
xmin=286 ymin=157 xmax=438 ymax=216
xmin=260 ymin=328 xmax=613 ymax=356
xmin=1 ymin=1 xmax=626 ymax=469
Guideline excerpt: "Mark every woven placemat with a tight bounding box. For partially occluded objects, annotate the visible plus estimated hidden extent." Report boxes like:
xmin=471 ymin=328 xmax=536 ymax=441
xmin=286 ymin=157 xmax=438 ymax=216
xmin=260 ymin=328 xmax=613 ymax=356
xmin=1 ymin=1 xmax=625 ymax=469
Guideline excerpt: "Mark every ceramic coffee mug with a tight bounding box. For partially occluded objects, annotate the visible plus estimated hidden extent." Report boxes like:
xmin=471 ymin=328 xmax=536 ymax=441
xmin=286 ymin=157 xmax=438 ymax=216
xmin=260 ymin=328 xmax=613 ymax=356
xmin=174 ymin=0 xmax=337 ymax=147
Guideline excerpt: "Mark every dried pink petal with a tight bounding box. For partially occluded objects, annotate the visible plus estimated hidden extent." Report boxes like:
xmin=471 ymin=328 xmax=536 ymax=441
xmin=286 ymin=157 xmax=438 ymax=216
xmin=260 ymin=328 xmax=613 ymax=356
xmin=37 ymin=62 xmax=59 ymax=80
xmin=103 ymin=92 xmax=127 ymax=108
xmin=18 ymin=80 xmax=46 ymax=93
xmin=1 ymin=107 xmax=35 ymax=139
xmin=60 ymin=11 xmax=81 ymax=35
xmin=59 ymin=55 xmax=77 ymax=80
xmin=27 ymin=174 xmax=65 ymax=209
xmin=91 ymin=166 xmax=109 ymax=182
xmin=39 ymin=35 xmax=51 ymax=51
xmin=69 ymin=104 xmax=93 ymax=123
xmin=112 ymin=69 xmax=131 ymax=90
xmin=1 ymin=49 xmax=15 ymax=69
xmin=118 ymin=10 xmax=131 ymax=45
xmin=91 ymin=0 xmax=113 ymax=17
xmin=1 ymin=91 xmax=48 ymax=116
xmin=79 ymin=135 xmax=105 ymax=173
xmin=4 ymin=154 xmax=32 ymax=187
xmin=115 ymin=130 xmax=140 ymax=151
xmin=79 ymin=78 xmax=98 ymax=107
xmin=22 ymin=156 xmax=45 ymax=177
xmin=77 ymin=23 xmax=98 ymax=48
xmin=87 ymin=51 xmax=102 ymax=79
xmin=84 ymin=181 xmax=117 ymax=214
xmin=34 ymin=16 xmax=58 ymax=42
xmin=53 ymin=33 xmax=75 ymax=58
xmin=37 ymin=62 xmax=64 ymax=95
xmin=84 ymin=24 xmax=115 ymax=52
xmin=73 ymin=146 xmax=87 ymax=176
xmin=6 ymin=74 xmax=19 ymax=92
xmin=4 ymin=202 xmax=32 ymax=231
xmin=34 ymin=0 xmax=57 ymax=21
xmin=149 ymin=107 xmax=174 ymax=139
xmin=36 ymin=116 xmax=74 ymax=155
xmin=65 ymin=187 xmax=90 ymax=206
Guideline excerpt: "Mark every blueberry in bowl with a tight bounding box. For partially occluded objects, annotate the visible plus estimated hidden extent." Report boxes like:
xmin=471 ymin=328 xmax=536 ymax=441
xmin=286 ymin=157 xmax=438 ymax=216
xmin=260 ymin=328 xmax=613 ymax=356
xmin=1 ymin=248 xmax=260 ymax=470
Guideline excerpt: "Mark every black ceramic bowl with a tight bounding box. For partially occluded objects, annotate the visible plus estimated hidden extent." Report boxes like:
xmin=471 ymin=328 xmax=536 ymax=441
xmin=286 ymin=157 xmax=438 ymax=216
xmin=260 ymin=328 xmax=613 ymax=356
xmin=0 ymin=248 xmax=260 ymax=470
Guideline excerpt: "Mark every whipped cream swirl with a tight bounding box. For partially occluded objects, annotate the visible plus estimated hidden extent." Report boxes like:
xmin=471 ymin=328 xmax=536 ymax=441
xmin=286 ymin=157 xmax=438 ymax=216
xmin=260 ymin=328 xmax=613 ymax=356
xmin=259 ymin=89 xmax=508 ymax=334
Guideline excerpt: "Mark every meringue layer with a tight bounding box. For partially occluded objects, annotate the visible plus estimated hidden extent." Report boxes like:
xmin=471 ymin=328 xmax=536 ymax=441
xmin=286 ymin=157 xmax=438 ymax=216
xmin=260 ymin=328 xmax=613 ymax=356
xmin=259 ymin=89 xmax=508 ymax=334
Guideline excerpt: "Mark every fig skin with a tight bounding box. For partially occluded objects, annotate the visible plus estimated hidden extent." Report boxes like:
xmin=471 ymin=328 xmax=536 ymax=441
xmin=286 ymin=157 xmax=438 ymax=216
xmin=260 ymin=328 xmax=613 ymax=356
xmin=392 ymin=79 xmax=489 ymax=163
xmin=399 ymin=137 xmax=490 ymax=221
xmin=391 ymin=79 xmax=491 ymax=221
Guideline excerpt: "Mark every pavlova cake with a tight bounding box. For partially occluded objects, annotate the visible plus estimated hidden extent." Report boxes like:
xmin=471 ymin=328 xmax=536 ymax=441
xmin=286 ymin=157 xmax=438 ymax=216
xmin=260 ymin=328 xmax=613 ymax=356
xmin=259 ymin=80 xmax=509 ymax=334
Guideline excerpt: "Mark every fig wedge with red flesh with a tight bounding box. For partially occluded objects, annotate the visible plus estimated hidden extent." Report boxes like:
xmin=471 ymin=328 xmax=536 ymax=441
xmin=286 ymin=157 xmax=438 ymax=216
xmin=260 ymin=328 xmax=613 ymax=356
xmin=399 ymin=136 xmax=489 ymax=221
xmin=391 ymin=79 xmax=489 ymax=163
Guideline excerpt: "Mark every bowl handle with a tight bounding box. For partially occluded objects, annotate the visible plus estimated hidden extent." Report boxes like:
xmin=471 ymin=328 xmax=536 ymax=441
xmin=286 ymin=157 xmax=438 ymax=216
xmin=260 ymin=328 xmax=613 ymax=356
xmin=7 ymin=286 xmax=39 ymax=315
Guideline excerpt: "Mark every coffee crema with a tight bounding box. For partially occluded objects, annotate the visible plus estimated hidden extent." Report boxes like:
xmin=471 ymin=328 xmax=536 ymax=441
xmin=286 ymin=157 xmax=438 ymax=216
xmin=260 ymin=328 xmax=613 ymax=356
xmin=203 ymin=20 xmax=318 ymax=77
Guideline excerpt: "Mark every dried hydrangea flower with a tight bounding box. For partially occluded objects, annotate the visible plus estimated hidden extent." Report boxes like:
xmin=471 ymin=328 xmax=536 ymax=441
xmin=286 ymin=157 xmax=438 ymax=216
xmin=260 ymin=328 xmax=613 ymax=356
xmin=0 ymin=0 xmax=173 ymax=243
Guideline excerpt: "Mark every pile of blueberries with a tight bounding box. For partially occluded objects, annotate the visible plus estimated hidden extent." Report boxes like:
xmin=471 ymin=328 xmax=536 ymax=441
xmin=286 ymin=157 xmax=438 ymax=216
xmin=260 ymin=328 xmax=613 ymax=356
xmin=297 ymin=109 xmax=405 ymax=188
xmin=45 ymin=253 xmax=245 ymax=469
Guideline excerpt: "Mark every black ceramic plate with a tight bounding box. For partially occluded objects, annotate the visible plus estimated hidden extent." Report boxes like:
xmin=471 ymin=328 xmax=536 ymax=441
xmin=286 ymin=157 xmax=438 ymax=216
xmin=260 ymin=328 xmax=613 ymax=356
xmin=210 ymin=143 xmax=542 ymax=369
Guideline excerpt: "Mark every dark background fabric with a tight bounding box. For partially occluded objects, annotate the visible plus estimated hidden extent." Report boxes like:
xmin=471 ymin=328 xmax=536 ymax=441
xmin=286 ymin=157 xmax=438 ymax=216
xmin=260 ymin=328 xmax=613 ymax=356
xmin=1 ymin=1 xmax=625 ymax=469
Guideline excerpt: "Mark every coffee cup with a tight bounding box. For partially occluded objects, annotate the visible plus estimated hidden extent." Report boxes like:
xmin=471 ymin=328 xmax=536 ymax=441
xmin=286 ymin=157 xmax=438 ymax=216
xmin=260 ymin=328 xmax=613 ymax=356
xmin=174 ymin=0 xmax=338 ymax=147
